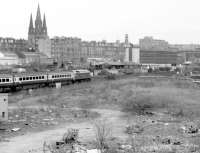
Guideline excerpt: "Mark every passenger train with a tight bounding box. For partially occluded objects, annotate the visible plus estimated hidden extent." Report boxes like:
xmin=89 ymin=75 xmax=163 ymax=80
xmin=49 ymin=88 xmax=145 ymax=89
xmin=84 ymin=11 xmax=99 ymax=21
xmin=190 ymin=74 xmax=200 ymax=84
xmin=0 ymin=69 xmax=91 ymax=92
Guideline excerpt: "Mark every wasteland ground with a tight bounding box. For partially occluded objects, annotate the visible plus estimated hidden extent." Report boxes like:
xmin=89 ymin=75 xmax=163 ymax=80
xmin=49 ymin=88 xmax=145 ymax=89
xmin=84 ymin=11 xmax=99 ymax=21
xmin=0 ymin=75 xmax=200 ymax=153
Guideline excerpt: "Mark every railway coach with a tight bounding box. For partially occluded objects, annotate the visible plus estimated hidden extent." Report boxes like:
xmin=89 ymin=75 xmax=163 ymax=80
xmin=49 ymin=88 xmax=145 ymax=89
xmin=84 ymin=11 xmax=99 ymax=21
xmin=0 ymin=74 xmax=14 ymax=91
xmin=47 ymin=71 xmax=73 ymax=86
xmin=190 ymin=74 xmax=200 ymax=84
xmin=13 ymin=72 xmax=48 ymax=89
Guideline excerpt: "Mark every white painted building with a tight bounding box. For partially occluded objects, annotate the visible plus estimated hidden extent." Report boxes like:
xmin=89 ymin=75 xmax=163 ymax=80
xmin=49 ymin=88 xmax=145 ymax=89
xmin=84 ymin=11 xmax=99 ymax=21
xmin=132 ymin=46 xmax=140 ymax=64
xmin=124 ymin=45 xmax=140 ymax=64
xmin=124 ymin=47 xmax=130 ymax=62
xmin=0 ymin=51 xmax=20 ymax=65
xmin=0 ymin=94 xmax=8 ymax=122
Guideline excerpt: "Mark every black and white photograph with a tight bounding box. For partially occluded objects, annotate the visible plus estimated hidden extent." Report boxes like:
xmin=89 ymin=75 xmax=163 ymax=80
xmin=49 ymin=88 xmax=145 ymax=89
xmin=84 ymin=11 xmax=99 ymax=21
xmin=1 ymin=0 xmax=200 ymax=153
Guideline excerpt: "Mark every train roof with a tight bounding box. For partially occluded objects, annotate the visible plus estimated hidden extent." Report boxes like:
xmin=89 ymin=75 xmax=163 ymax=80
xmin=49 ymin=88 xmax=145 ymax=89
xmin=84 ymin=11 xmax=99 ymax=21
xmin=14 ymin=72 xmax=48 ymax=77
xmin=48 ymin=71 xmax=72 ymax=74
xmin=0 ymin=74 xmax=13 ymax=77
xmin=72 ymin=69 xmax=90 ymax=73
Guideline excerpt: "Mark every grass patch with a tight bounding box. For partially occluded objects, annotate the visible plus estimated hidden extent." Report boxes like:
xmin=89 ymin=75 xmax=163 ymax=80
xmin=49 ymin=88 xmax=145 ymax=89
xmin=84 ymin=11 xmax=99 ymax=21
xmin=120 ymin=79 xmax=200 ymax=118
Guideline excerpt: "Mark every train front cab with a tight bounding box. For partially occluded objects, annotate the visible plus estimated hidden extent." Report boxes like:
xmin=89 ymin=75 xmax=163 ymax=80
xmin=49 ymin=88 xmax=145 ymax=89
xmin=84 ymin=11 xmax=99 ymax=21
xmin=72 ymin=69 xmax=92 ymax=82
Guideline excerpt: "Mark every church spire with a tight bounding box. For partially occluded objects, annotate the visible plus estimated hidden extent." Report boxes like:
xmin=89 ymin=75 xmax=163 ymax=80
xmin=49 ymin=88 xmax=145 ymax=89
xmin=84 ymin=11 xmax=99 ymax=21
xmin=43 ymin=14 xmax=47 ymax=35
xmin=35 ymin=3 xmax=43 ymax=34
xmin=28 ymin=14 xmax=34 ymax=34
xmin=36 ymin=4 xmax=42 ymax=21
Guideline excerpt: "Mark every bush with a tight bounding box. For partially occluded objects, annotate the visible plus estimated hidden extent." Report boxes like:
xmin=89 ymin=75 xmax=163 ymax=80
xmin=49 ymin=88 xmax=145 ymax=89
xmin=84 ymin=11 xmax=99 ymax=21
xmin=105 ymin=73 xmax=116 ymax=80
xmin=121 ymin=90 xmax=176 ymax=115
xmin=93 ymin=119 xmax=112 ymax=152
xmin=62 ymin=129 xmax=79 ymax=144
xmin=122 ymin=93 xmax=152 ymax=115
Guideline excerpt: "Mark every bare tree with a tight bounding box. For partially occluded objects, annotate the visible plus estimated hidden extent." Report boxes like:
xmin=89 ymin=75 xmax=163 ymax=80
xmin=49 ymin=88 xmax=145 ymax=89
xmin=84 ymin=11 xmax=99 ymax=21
xmin=93 ymin=119 xmax=112 ymax=153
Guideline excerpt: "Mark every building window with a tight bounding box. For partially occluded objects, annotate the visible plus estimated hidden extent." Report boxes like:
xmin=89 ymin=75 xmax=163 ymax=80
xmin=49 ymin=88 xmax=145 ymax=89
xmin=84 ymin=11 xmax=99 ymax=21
xmin=2 ymin=112 xmax=5 ymax=118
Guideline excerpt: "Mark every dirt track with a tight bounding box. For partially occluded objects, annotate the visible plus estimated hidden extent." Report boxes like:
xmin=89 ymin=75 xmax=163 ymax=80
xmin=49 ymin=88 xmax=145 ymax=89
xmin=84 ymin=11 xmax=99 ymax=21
xmin=0 ymin=109 xmax=126 ymax=153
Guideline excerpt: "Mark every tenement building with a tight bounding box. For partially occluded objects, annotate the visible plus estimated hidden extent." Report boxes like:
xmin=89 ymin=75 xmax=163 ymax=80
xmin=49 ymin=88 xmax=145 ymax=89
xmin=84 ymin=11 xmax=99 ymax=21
xmin=81 ymin=40 xmax=125 ymax=62
xmin=28 ymin=4 xmax=48 ymax=51
xmin=51 ymin=36 xmax=82 ymax=63
xmin=50 ymin=37 xmax=125 ymax=63
xmin=0 ymin=37 xmax=28 ymax=52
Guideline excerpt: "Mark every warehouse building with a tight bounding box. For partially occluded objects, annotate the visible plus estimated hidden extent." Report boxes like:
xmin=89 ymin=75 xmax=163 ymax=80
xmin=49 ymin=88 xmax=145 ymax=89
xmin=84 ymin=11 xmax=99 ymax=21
xmin=140 ymin=50 xmax=178 ymax=65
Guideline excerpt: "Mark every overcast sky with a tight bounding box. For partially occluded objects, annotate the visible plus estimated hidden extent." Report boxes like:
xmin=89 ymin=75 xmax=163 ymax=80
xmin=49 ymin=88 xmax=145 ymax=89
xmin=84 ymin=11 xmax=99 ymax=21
xmin=0 ymin=0 xmax=200 ymax=44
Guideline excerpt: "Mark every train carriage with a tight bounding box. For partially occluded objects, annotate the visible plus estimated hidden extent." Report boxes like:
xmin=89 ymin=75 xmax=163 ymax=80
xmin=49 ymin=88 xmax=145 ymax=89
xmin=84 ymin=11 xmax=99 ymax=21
xmin=0 ymin=74 xmax=14 ymax=90
xmin=14 ymin=72 xmax=48 ymax=89
xmin=47 ymin=71 xmax=74 ymax=85
xmin=190 ymin=74 xmax=200 ymax=83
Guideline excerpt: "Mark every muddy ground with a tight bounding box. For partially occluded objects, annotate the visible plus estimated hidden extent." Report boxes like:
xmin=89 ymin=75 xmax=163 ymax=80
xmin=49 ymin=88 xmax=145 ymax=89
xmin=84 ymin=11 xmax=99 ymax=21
xmin=1 ymin=76 xmax=200 ymax=153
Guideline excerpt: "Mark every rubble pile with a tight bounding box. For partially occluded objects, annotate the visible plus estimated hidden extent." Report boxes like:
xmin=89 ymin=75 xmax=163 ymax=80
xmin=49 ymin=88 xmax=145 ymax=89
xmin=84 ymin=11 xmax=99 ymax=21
xmin=51 ymin=129 xmax=101 ymax=153
xmin=180 ymin=122 xmax=200 ymax=137
xmin=1 ymin=106 xmax=98 ymax=139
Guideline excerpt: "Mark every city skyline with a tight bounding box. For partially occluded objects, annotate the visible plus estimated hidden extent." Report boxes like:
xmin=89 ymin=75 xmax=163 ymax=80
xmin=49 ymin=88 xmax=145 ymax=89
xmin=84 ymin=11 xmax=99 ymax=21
xmin=1 ymin=0 xmax=200 ymax=44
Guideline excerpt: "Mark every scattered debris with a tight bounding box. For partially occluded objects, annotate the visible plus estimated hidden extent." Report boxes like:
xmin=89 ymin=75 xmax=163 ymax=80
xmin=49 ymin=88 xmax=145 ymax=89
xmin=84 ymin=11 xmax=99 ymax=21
xmin=11 ymin=128 xmax=20 ymax=132
xmin=173 ymin=140 xmax=182 ymax=145
xmin=161 ymin=137 xmax=171 ymax=145
xmin=187 ymin=126 xmax=198 ymax=134
xmin=164 ymin=123 xmax=169 ymax=126
xmin=153 ymin=136 xmax=183 ymax=146
xmin=144 ymin=111 xmax=154 ymax=116
xmin=56 ymin=141 xmax=65 ymax=149
xmin=180 ymin=123 xmax=200 ymax=137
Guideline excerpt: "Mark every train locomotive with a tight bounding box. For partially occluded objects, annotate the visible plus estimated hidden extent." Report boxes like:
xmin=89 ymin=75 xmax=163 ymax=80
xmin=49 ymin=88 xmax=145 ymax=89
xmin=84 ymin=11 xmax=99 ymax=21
xmin=0 ymin=69 xmax=91 ymax=92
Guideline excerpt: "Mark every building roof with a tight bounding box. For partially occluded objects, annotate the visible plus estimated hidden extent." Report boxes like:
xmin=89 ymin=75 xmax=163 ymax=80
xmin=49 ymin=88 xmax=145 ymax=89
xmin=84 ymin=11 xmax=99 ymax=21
xmin=0 ymin=51 xmax=18 ymax=58
xmin=14 ymin=51 xmax=26 ymax=58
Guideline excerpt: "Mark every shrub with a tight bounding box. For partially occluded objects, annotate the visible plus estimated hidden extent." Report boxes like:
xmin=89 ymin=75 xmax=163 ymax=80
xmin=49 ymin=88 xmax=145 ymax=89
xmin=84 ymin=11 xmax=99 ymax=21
xmin=105 ymin=73 xmax=116 ymax=80
xmin=93 ymin=119 xmax=112 ymax=152
xmin=122 ymin=94 xmax=152 ymax=115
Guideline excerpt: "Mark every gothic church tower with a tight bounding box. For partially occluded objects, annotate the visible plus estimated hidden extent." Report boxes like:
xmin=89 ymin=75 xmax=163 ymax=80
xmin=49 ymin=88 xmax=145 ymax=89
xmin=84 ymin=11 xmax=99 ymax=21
xmin=28 ymin=4 xmax=48 ymax=50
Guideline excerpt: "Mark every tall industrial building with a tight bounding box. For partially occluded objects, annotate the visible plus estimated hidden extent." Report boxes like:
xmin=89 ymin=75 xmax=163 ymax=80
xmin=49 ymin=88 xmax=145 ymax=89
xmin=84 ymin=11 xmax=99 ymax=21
xmin=28 ymin=4 xmax=48 ymax=50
